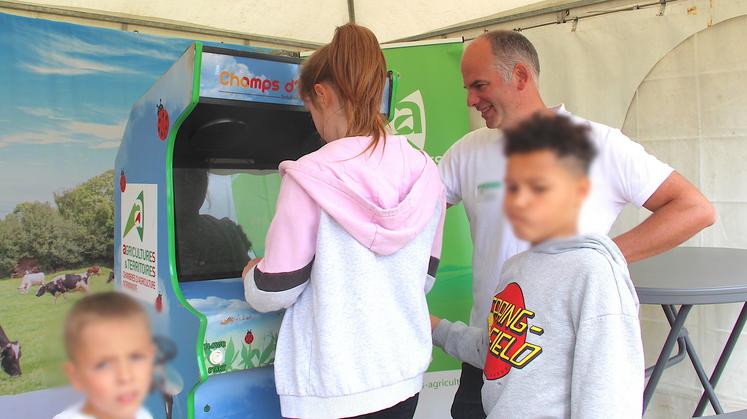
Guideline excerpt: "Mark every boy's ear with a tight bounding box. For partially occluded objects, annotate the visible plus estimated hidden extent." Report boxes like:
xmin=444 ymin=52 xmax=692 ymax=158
xmin=64 ymin=361 xmax=82 ymax=391
xmin=577 ymin=176 xmax=591 ymax=201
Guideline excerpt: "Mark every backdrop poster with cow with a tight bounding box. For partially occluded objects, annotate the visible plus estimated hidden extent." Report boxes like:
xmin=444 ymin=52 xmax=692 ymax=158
xmin=0 ymin=12 xmax=269 ymax=415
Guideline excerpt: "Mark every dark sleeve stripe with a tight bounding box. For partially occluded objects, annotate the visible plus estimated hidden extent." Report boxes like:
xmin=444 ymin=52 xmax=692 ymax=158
xmin=428 ymin=256 xmax=440 ymax=278
xmin=254 ymin=258 xmax=314 ymax=292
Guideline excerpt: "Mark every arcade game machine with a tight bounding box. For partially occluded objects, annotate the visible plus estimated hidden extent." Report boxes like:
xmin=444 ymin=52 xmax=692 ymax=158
xmin=114 ymin=43 xmax=396 ymax=419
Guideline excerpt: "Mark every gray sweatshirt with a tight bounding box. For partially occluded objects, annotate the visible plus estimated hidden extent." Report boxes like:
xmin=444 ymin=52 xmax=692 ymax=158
xmin=433 ymin=234 xmax=644 ymax=419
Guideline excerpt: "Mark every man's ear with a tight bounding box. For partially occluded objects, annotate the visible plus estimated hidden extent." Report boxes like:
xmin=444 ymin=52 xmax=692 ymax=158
xmin=513 ymin=63 xmax=531 ymax=91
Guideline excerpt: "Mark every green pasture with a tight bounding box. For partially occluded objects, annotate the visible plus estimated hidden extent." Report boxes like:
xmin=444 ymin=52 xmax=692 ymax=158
xmin=0 ymin=267 xmax=114 ymax=395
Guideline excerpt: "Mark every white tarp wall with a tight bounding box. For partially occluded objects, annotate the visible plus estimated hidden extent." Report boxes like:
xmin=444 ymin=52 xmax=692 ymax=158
xmin=618 ymin=14 xmax=747 ymax=417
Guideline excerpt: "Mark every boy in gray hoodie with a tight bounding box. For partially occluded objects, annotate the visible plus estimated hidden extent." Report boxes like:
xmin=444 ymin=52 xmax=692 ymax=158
xmin=431 ymin=114 xmax=644 ymax=419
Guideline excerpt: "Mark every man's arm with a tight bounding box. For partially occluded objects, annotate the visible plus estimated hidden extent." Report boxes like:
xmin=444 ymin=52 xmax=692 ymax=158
xmin=438 ymin=139 xmax=464 ymax=209
xmin=613 ymin=172 xmax=715 ymax=263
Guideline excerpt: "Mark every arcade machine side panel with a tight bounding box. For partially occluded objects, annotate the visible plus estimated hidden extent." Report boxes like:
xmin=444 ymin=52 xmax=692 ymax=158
xmin=114 ymin=43 xmax=204 ymax=419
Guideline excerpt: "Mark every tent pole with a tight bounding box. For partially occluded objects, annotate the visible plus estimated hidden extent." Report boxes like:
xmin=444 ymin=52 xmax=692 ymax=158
xmin=348 ymin=0 xmax=356 ymax=23
xmin=388 ymin=0 xmax=621 ymax=42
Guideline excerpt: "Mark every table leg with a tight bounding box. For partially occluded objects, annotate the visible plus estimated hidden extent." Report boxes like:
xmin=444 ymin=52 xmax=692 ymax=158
xmin=644 ymin=304 xmax=693 ymax=413
xmin=693 ymin=302 xmax=747 ymax=417
xmin=644 ymin=306 xmax=688 ymax=378
xmin=660 ymin=305 xmax=723 ymax=415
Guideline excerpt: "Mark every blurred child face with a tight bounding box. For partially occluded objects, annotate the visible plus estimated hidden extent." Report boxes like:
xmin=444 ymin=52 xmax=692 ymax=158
xmin=504 ymin=150 xmax=590 ymax=245
xmin=65 ymin=317 xmax=155 ymax=419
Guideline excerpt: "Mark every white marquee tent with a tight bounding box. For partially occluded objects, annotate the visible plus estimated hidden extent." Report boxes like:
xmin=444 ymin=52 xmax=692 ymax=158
xmin=0 ymin=0 xmax=650 ymax=49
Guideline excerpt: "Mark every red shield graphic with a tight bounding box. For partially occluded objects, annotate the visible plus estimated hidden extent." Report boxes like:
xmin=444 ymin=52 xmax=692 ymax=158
xmin=484 ymin=282 xmax=526 ymax=380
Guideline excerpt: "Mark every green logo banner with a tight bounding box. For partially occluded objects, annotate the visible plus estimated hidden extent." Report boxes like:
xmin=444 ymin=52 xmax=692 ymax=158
xmin=384 ymin=41 xmax=473 ymax=372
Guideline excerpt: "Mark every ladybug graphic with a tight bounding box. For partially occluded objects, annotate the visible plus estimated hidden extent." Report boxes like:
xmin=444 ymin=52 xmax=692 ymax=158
xmin=156 ymin=100 xmax=169 ymax=141
xmin=119 ymin=170 xmax=126 ymax=192
xmin=155 ymin=293 xmax=163 ymax=313
xmin=244 ymin=330 xmax=254 ymax=345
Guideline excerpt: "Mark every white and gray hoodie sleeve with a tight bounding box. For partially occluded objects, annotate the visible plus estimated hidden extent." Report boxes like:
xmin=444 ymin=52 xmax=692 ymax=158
xmin=244 ymin=175 xmax=319 ymax=313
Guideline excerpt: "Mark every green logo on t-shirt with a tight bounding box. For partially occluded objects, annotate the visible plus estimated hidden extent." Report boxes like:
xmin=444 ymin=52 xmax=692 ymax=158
xmin=477 ymin=181 xmax=503 ymax=202
xmin=477 ymin=181 xmax=503 ymax=191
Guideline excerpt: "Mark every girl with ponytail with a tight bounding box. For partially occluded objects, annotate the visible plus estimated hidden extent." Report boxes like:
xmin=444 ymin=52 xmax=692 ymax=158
xmin=244 ymin=24 xmax=445 ymax=418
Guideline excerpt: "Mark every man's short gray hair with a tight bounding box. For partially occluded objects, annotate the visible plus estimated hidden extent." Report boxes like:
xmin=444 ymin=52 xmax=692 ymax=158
xmin=479 ymin=30 xmax=540 ymax=82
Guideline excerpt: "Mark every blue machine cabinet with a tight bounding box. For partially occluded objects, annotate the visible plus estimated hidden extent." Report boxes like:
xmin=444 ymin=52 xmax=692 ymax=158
xmin=115 ymin=43 xmax=395 ymax=419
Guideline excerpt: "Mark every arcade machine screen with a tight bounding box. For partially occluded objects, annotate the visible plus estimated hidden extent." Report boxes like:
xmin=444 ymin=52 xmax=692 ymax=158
xmin=173 ymin=100 xmax=320 ymax=283
xmin=173 ymin=168 xmax=276 ymax=282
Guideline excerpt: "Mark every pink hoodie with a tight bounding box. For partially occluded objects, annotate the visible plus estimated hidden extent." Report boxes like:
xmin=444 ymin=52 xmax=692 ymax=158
xmin=244 ymin=134 xmax=445 ymax=418
xmin=252 ymin=134 xmax=444 ymax=275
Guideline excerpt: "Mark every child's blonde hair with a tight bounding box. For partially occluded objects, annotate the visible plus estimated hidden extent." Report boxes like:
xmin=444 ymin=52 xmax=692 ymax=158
xmin=64 ymin=291 xmax=150 ymax=360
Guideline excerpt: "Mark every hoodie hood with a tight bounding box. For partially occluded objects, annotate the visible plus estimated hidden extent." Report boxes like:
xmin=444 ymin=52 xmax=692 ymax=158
xmin=279 ymin=135 xmax=444 ymax=256
xmin=532 ymin=234 xmax=633 ymax=297
xmin=533 ymin=234 xmax=627 ymax=270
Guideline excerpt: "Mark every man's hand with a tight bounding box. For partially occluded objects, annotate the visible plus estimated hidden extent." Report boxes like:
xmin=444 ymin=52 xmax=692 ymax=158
xmin=242 ymin=257 xmax=263 ymax=279
xmin=430 ymin=314 xmax=442 ymax=331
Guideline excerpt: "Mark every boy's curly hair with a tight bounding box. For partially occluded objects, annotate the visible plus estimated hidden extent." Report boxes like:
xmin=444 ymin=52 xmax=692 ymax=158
xmin=504 ymin=114 xmax=597 ymax=174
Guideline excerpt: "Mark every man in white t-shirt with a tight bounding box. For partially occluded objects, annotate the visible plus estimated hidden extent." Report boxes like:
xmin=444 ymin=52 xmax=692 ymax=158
xmin=439 ymin=30 xmax=716 ymax=419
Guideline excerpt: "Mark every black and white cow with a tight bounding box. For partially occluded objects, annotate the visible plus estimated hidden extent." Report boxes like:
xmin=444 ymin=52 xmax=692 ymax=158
xmin=35 ymin=280 xmax=65 ymax=301
xmin=36 ymin=272 xmax=91 ymax=302
xmin=0 ymin=325 xmax=21 ymax=376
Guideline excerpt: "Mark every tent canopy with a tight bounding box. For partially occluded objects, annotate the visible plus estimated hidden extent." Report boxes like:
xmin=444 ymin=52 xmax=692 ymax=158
xmin=0 ymin=0 xmax=604 ymax=48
